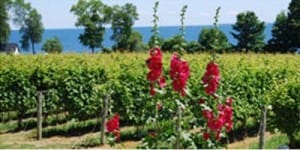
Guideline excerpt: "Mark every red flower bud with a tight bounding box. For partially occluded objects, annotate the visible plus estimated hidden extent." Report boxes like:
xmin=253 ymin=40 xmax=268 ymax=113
xmin=203 ymin=132 xmax=210 ymax=141
xmin=199 ymin=98 xmax=205 ymax=104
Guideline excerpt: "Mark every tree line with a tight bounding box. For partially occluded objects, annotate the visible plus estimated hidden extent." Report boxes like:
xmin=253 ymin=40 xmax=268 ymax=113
xmin=0 ymin=0 xmax=43 ymax=54
xmin=0 ymin=0 xmax=300 ymax=54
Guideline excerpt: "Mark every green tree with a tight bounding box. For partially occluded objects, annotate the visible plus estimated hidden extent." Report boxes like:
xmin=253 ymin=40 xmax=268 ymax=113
xmin=231 ymin=11 xmax=265 ymax=52
xmin=127 ymin=31 xmax=148 ymax=51
xmin=0 ymin=0 xmax=11 ymax=46
xmin=186 ymin=41 xmax=203 ymax=53
xmin=19 ymin=8 xmax=44 ymax=54
xmin=267 ymin=12 xmax=292 ymax=53
xmin=12 ymin=0 xmax=44 ymax=54
xmin=71 ymin=0 xmax=112 ymax=53
xmin=287 ymin=0 xmax=300 ymax=49
xmin=11 ymin=0 xmax=31 ymax=27
xmin=198 ymin=7 xmax=230 ymax=53
xmin=111 ymin=3 xmax=138 ymax=51
xmin=198 ymin=28 xmax=230 ymax=52
xmin=42 ymin=37 xmax=63 ymax=53
xmin=162 ymin=35 xmax=186 ymax=52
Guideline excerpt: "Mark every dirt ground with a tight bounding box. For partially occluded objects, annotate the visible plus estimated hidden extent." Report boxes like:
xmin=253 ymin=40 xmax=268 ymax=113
xmin=0 ymin=129 xmax=276 ymax=149
xmin=0 ymin=130 xmax=95 ymax=148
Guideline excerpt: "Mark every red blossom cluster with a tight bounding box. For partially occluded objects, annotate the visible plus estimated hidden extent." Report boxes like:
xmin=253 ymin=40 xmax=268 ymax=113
xmin=202 ymin=97 xmax=233 ymax=141
xmin=106 ymin=113 xmax=120 ymax=141
xmin=146 ymin=47 xmax=166 ymax=95
xmin=202 ymin=61 xmax=220 ymax=95
xmin=169 ymin=53 xmax=190 ymax=96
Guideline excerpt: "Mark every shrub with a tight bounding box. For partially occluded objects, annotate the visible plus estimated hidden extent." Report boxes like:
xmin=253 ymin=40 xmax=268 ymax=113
xmin=186 ymin=41 xmax=203 ymax=53
xmin=198 ymin=28 xmax=231 ymax=52
xmin=42 ymin=37 xmax=63 ymax=53
xmin=161 ymin=35 xmax=186 ymax=52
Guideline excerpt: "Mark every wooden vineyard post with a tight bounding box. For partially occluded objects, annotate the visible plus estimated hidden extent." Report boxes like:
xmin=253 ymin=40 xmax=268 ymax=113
xmin=259 ymin=106 xmax=267 ymax=149
xmin=37 ymin=91 xmax=44 ymax=140
xmin=100 ymin=95 xmax=109 ymax=145
xmin=175 ymin=105 xmax=182 ymax=149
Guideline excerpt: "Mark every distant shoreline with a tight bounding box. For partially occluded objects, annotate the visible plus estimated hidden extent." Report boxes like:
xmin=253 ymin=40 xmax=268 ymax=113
xmin=10 ymin=23 xmax=274 ymax=31
xmin=9 ymin=24 xmax=274 ymax=53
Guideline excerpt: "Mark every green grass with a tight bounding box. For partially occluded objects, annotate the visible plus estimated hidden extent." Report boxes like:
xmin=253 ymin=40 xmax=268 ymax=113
xmin=76 ymin=136 xmax=102 ymax=148
xmin=0 ymin=113 xmax=69 ymax=134
xmin=0 ymin=109 xmax=36 ymax=123
xmin=249 ymin=134 xmax=289 ymax=149
xmin=42 ymin=118 xmax=101 ymax=137
xmin=0 ymin=144 xmax=35 ymax=149
xmin=0 ymin=121 xmax=18 ymax=133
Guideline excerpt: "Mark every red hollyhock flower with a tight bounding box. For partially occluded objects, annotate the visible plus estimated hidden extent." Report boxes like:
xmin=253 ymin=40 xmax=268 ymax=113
xmin=202 ymin=61 xmax=220 ymax=95
xmin=203 ymin=102 xmax=234 ymax=140
xmin=147 ymin=70 xmax=162 ymax=82
xmin=169 ymin=53 xmax=190 ymax=96
xmin=207 ymin=118 xmax=223 ymax=132
xmin=146 ymin=47 xmax=165 ymax=96
xmin=170 ymin=54 xmax=181 ymax=79
xmin=106 ymin=114 xmax=121 ymax=142
xmin=150 ymin=83 xmax=156 ymax=96
xmin=226 ymin=97 xmax=234 ymax=106
xmin=225 ymin=120 xmax=233 ymax=132
xmin=159 ymin=77 xmax=166 ymax=88
xmin=203 ymin=132 xmax=210 ymax=141
xmin=106 ymin=114 xmax=120 ymax=132
xmin=180 ymin=61 xmax=190 ymax=79
xmin=202 ymin=109 xmax=214 ymax=120
xmin=146 ymin=56 xmax=162 ymax=71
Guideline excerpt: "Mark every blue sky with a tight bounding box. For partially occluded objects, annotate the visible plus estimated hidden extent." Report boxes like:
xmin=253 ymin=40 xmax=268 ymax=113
xmin=10 ymin=0 xmax=291 ymax=29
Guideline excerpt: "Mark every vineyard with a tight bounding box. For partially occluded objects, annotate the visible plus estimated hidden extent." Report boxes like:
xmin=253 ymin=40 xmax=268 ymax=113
xmin=0 ymin=53 xmax=299 ymax=148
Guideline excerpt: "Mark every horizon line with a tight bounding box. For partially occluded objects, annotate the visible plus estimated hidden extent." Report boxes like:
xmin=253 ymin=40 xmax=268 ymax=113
xmin=11 ymin=22 xmax=274 ymax=31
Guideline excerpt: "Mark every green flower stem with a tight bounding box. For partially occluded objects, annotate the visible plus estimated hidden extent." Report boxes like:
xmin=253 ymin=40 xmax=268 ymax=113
xmin=211 ymin=6 xmax=221 ymax=61
xmin=179 ymin=5 xmax=188 ymax=54
xmin=175 ymin=100 xmax=182 ymax=149
xmin=152 ymin=1 xmax=159 ymax=47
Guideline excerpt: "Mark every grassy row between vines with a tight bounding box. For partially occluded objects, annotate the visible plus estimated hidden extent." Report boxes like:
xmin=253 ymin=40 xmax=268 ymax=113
xmin=0 ymin=53 xmax=299 ymax=146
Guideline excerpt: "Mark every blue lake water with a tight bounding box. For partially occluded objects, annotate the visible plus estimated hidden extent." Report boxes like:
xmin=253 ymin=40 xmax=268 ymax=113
xmin=9 ymin=24 xmax=273 ymax=53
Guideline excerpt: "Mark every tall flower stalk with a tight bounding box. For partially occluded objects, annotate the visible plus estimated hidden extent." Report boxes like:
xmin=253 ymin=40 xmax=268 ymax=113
xmin=213 ymin=7 xmax=221 ymax=28
xmin=200 ymin=7 xmax=234 ymax=148
xmin=152 ymin=1 xmax=159 ymax=47
xmin=143 ymin=3 xmax=233 ymax=149
xmin=179 ymin=5 xmax=188 ymax=54
xmin=211 ymin=6 xmax=221 ymax=60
